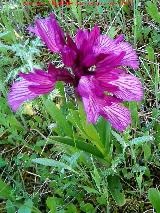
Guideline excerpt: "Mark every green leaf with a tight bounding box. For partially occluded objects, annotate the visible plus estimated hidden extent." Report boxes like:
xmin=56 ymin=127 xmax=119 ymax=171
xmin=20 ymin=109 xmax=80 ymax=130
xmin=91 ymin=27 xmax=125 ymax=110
xmin=129 ymin=102 xmax=140 ymax=128
xmin=108 ymin=175 xmax=126 ymax=206
xmin=80 ymin=202 xmax=95 ymax=213
xmin=146 ymin=46 xmax=155 ymax=62
xmin=83 ymin=186 xmax=99 ymax=194
xmin=68 ymin=109 xmax=88 ymax=139
xmin=8 ymin=115 xmax=24 ymax=131
xmin=148 ymin=188 xmax=160 ymax=212
xmin=6 ymin=200 xmax=16 ymax=213
xmin=97 ymin=6 xmax=103 ymax=14
xmin=107 ymin=27 xmax=116 ymax=38
xmin=143 ymin=143 xmax=151 ymax=161
xmin=32 ymin=158 xmax=79 ymax=175
xmin=70 ymin=0 xmax=82 ymax=26
xmin=96 ymin=118 xmax=111 ymax=150
xmin=0 ymin=31 xmax=11 ymax=38
xmin=78 ymin=102 xmax=105 ymax=155
xmin=66 ymin=204 xmax=77 ymax=213
xmin=68 ymin=110 xmax=111 ymax=161
xmin=46 ymin=197 xmax=56 ymax=213
xmin=130 ymin=136 xmax=154 ymax=146
xmin=18 ymin=199 xmax=33 ymax=213
xmin=96 ymin=195 xmax=107 ymax=205
xmin=91 ymin=163 xmax=101 ymax=192
xmin=134 ymin=10 xmax=143 ymax=41
xmin=0 ymin=179 xmax=13 ymax=200
xmin=0 ymin=158 xmax=6 ymax=168
xmin=146 ymin=1 xmax=160 ymax=24
xmin=44 ymin=100 xmax=73 ymax=138
xmin=111 ymin=131 xmax=127 ymax=149
xmin=48 ymin=136 xmax=104 ymax=159
xmin=136 ymin=173 xmax=143 ymax=194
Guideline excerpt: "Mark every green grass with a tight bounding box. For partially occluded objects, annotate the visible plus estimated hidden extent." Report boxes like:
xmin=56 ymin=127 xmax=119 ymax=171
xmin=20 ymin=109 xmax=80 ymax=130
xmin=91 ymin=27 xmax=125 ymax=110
xmin=0 ymin=0 xmax=160 ymax=212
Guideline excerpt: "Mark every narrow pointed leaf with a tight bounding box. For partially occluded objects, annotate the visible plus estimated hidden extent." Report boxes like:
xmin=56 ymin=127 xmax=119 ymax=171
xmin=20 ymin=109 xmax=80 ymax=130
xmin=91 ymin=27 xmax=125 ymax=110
xmin=49 ymin=136 xmax=104 ymax=159
xmin=45 ymin=100 xmax=73 ymax=137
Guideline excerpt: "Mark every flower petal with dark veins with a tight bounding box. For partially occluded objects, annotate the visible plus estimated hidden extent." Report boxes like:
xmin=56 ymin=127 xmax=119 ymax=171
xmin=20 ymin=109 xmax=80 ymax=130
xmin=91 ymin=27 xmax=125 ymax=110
xmin=77 ymin=75 xmax=130 ymax=132
xmin=61 ymin=45 xmax=77 ymax=67
xmin=100 ymin=103 xmax=131 ymax=132
xmin=28 ymin=13 xmax=65 ymax=53
xmin=8 ymin=68 xmax=56 ymax=111
xmin=109 ymin=74 xmax=143 ymax=101
xmin=94 ymin=34 xmax=139 ymax=69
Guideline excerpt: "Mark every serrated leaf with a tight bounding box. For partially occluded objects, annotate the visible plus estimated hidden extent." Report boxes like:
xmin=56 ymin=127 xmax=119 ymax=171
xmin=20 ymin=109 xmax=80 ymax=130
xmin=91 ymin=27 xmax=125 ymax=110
xmin=108 ymin=175 xmax=126 ymax=206
xmin=70 ymin=0 xmax=82 ymax=26
xmin=111 ymin=131 xmax=127 ymax=149
xmin=91 ymin=164 xmax=101 ymax=192
xmin=32 ymin=158 xmax=79 ymax=175
xmin=130 ymin=136 xmax=154 ymax=146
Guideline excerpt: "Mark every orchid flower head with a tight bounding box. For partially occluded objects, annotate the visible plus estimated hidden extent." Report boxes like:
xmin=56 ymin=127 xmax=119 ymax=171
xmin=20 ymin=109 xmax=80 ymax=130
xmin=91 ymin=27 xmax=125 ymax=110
xmin=8 ymin=13 xmax=143 ymax=132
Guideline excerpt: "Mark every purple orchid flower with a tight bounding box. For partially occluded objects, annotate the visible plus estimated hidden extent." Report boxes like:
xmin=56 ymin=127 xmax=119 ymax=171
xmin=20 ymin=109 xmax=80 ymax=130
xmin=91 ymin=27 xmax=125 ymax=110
xmin=8 ymin=13 xmax=143 ymax=132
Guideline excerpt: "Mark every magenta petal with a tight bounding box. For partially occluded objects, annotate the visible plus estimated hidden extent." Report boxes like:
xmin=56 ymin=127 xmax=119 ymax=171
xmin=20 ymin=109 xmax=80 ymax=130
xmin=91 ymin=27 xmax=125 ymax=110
xmin=82 ymin=96 xmax=99 ymax=123
xmin=77 ymin=76 xmax=102 ymax=123
xmin=95 ymin=71 xmax=119 ymax=92
xmin=48 ymin=63 xmax=74 ymax=84
xmin=77 ymin=75 xmax=103 ymax=98
xmin=81 ymin=54 xmax=97 ymax=67
xmin=114 ymin=34 xmax=124 ymax=43
xmin=18 ymin=69 xmax=55 ymax=88
xmin=8 ymin=80 xmax=39 ymax=111
xmin=28 ymin=25 xmax=40 ymax=37
xmin=77 ymin=76 xmax=92 ymax=98
xmin=66 ymin=34 xmax=78 ymax=52
xmin=74 ymin=26 xmax=101 ymax=68
xmin=28 ymin=84 xmax=54 ymax=94
xmin=77 ymin=75 xmax=130 ymax=131
xmin=109 ymin=74 xmax=143 ymax=101
xmin=78 ymin=77 xmax=104 ymax=123
xmin=88 ymin=25 xmax=100 ymax=46
xmin=101 ymin=103 xmax=131 ymax=132
xmin=93 ymin=35 xmax=119 ymax=55
xmin=94 ymin=35 xmax=139 ymax=69
xmin=8 ymin=68 xmax=56 ymax=111
xmin=75 ymin=29 xmax=89 ymax=49
xmin=96 ymin=52 xmax=126 ymax=70
xmin=75 ymin=26 xmax=100 ymax=54
xmin=19 ymin=70 xmax=54 ymax=85
xmin=48 ymin=63 xmax=64 ymax=76
xmin=28 ymin=13 xmax=65 ymax=53
xmin=117 ymin=41 xmax=139 ymax=69
xmin=95 ymin=69 xmax=120 ymax=81
xmin=61 ymin=46 xmax=77 ymax=67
